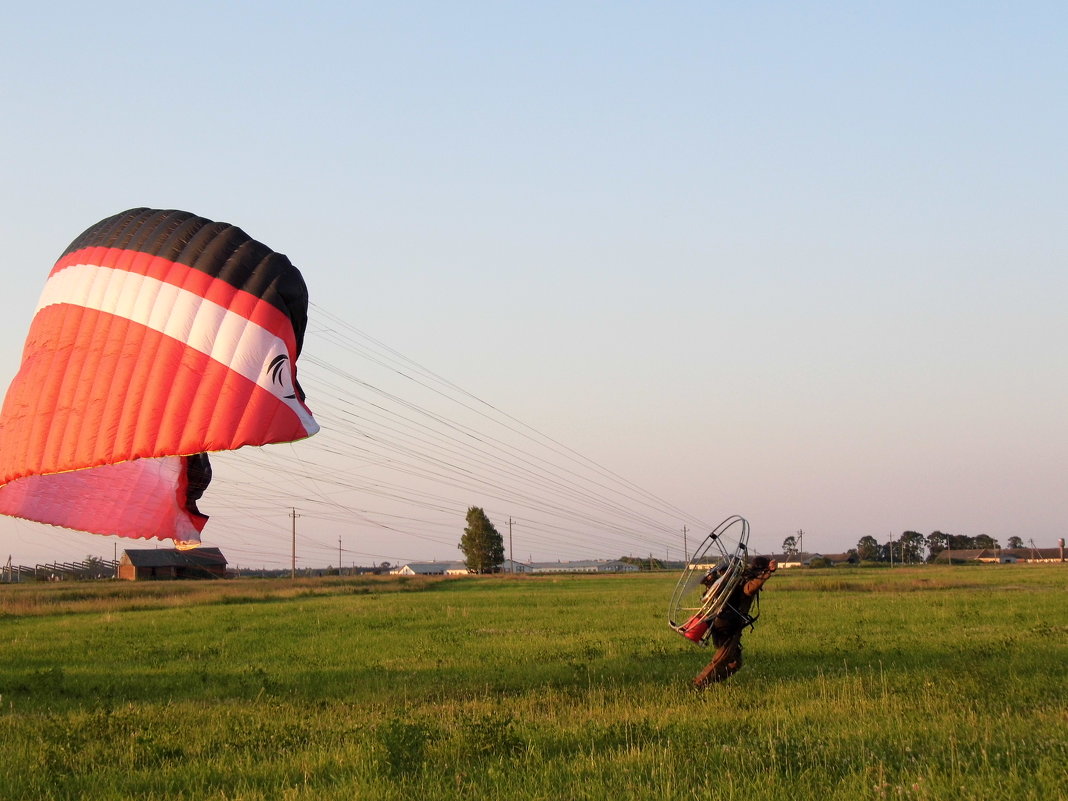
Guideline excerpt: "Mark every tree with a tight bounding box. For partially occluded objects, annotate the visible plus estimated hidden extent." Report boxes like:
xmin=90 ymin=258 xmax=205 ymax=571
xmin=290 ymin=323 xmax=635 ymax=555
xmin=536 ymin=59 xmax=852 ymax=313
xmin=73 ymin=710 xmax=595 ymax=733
xmin=926 ymin=531 xmax=949 ymax=561
xmin=782 ymin=535 xmax=798 ymax=557
xmin=1007 ymin=536 xmax=1023 ymax=549
xmin=856 ymin=535 xmax=881 ymax=562
xmin=898 ymin=531 xmax=926 ymax=564
xmin=947 ymin=533 xmax=973 ymax=550
xmin=458 ymin=506 xmax=505 ymax=574
xmin=974 ymin=533 xmax=999 ymax=550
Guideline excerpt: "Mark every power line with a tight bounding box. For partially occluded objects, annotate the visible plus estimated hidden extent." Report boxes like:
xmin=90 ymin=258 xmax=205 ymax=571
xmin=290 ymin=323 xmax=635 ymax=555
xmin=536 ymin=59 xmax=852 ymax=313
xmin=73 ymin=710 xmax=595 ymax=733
xmin=18 ymin=302 xmax=714 ymax=569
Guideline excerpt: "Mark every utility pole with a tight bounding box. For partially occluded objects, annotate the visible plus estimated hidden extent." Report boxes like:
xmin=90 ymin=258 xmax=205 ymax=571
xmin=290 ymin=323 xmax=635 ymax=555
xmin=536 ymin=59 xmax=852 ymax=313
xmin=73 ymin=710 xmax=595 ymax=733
xmin=290 ymin=507 xmax=300 ymax=580
xmin=683 ymin=525 xmax=688 ymax=564
xmin=338 ymin=537 xmax=343 ymax=577
xmin=508 ymin=517 xmax=514 ymax=573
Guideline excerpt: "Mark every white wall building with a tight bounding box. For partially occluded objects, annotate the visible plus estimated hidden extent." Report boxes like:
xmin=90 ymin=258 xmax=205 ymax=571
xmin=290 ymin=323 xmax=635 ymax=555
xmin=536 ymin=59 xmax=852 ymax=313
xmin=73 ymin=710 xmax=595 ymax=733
xmin=529 ymin=559 xmax=638 ymax=574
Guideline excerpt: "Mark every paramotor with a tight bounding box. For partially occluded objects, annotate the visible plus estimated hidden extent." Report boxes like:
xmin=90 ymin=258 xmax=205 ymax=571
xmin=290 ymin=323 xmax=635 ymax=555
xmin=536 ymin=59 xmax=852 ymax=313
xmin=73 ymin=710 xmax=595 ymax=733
xmin=667 ymin=515 xmax=750 ymax=646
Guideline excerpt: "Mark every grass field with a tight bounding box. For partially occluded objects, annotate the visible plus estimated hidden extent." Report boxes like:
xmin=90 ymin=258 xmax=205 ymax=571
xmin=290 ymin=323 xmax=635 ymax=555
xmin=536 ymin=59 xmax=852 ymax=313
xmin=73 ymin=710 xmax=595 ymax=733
xmin=1 ymin=565 xmax=1065 ymax=800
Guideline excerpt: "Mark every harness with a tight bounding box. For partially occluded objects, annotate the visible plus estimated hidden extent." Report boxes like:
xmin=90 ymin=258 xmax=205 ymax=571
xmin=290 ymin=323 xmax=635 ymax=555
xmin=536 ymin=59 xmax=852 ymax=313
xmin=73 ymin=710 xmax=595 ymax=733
xmin=720 ymin=577 xmax=762 ymax=633
xmin=745 ymin=592 xmax=761 ymax=630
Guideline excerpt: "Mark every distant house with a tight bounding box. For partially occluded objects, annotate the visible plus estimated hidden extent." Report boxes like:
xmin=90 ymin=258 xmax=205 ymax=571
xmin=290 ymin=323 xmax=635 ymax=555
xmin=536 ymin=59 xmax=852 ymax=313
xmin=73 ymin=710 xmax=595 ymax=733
xmin=388 ymin=558 xmax=639 ymax=576
xmin=528 ymin=559 xmax=638 ymax=574
xmin=389 ymin=561 xmax=467 ymax=576
xmin=937 ymin=546 xmax=1064 ymax=564
xmin=499 ymin=559 xmax=533 ymax=573
xmin=933 ymin=549 xmax=1015 ymax=564
xmin=119 ymin=547 xmax=227 ymax=580
xmin=766 ymin=552 xmax=823 ymax=569
xmin=1005 ymin=546 xmax=1065 ymax=563
xmin=689 ymin=551 xmax=853 ymax=570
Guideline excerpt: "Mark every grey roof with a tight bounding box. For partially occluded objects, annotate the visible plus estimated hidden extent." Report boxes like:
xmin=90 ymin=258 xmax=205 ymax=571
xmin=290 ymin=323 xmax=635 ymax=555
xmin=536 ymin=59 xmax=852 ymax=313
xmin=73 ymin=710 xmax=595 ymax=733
xmin=395 ymin=561 xmax=467 ymax=573
xmin=938 ymin=547 xmax=1062 ymax=561
xmin=123 ymin=547 xmax=227 ymax=568
xmin=1003 ymin=547 xmax=1064 ymax=560
xmin=529 ymin=559 xmax=635 ymax=569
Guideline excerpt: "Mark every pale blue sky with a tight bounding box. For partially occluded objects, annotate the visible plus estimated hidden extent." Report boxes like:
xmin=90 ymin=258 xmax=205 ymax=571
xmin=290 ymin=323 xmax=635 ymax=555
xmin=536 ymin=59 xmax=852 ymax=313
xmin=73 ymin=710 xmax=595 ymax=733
xmin=1 ymin=2 xmax=1065 ymax=567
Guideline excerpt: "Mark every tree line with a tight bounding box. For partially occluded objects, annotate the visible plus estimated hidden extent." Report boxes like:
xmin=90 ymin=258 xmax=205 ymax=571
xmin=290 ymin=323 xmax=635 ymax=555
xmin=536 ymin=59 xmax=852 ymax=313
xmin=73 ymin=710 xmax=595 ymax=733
xmin=459 ymin=506 xmax=1027 ymax=572
xmin=783 ymin=531 xmax=1025 ymax=564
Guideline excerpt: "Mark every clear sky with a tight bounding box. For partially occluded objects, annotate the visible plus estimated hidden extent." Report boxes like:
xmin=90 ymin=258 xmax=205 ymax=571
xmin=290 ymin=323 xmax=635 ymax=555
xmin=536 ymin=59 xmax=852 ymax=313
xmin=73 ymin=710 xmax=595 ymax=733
xmin=1 ymin=2 xmax=1065 ymax=569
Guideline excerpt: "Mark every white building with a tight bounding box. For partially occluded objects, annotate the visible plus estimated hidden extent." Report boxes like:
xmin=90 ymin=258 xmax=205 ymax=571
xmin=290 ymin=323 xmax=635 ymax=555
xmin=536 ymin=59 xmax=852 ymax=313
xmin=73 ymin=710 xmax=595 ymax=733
xmin=528 ymin=559 xmax=638 ymax=574
xmin=388 ymin=558 xmax=639 ymax=575
xmin=499 ymin=559 xmax=533 ymax=573
xmin=389 ymin=561 xmax=467 ymax=576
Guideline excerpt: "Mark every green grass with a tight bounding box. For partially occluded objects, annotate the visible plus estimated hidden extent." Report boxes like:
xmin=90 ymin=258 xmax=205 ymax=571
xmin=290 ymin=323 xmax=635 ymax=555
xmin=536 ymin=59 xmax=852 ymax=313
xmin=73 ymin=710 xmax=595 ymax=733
xmin=1 ymin=567 xmax=1065 ymax=800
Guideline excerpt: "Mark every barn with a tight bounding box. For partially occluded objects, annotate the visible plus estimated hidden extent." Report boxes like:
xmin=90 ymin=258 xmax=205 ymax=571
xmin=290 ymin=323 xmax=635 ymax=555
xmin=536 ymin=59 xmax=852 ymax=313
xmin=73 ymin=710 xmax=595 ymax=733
xmin=118 ymin=547 xmax=228 ymax=580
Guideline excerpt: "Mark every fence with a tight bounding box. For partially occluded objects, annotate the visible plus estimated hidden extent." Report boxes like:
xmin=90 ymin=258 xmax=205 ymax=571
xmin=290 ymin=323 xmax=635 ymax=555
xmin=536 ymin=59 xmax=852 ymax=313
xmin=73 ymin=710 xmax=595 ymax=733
xmin=1 ymin=558 xmax=119 ymax=582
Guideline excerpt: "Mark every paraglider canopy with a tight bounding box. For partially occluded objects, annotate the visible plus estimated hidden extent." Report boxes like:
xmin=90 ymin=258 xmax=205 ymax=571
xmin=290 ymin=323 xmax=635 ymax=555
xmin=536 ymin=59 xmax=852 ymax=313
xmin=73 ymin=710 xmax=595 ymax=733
xmin=0 ymin=208 xmax=318 ymax=547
